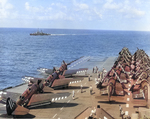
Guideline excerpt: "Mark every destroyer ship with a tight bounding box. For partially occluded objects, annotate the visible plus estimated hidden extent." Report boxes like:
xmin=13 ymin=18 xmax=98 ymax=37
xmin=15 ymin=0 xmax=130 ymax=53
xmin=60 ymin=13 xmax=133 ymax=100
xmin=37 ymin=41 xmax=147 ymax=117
xmin=30 ymin=30 xmax=50 ymax=36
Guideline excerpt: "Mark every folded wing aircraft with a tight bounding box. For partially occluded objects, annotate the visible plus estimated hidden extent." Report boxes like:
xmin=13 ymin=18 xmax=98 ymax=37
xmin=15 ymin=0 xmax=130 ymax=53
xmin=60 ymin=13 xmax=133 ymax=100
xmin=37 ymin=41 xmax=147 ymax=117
xmin=37 ymin=57 xmax=89 ymax=76
xmin=22 ymin=75 xmax=82 ymax=89
xmin=22 ymin=59 xmax=88 ymax=89
xmin=0 ymin=80 xmax=70 ymax=115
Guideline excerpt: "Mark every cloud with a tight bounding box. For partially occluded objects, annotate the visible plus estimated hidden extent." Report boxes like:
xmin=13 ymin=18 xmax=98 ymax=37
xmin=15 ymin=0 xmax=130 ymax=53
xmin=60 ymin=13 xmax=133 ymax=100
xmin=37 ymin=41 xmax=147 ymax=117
xmin=73 ymin=0 xmax=89 ymax=11
xmin=78 ymin=3 xmax=89 ymax=10
xmin=135 ymin=0 xmax=141 ymax=4
xmin=118 ymin=0 xmax=145 ymax=18
xmin=25 ymin=2 xmax=30 ymax=10
xmin=93 ymin=0 xmax=102 ymax=4
xmin=119 ymin=7 xmax=145 ymax=18
xmin=72 ymin=0 xmax=102 ymax=21
xmin=23 ymin=1 xmax=102 ymax=22
xmin=51 ymin=2 xmax=67 ymax=11
xmin=103 ymin=0 xmax=122 ymax=10
xmin=22 ymin=0 xmax=145 ymax=27
xmin=93 ymin=8 xmax=102 ymax=19
xmin=103 ymin=0 xmax=145 ymax=19
xmin=25 ymin=2 xmax=70 ymax=21
xmin=25 ymin=2 xmax=44 ymax=13
xmin=123 ymin=0 xmax=145 ymax=18
xmin=0 ymin=0 xmax=12 ymax=8
xmin=50 ymin=12 xmax=73 ymax=20
xmin=0 ymin=0 xmax=14 ymax=19
xmin=37 ymin=11 xmax=73 ymax=21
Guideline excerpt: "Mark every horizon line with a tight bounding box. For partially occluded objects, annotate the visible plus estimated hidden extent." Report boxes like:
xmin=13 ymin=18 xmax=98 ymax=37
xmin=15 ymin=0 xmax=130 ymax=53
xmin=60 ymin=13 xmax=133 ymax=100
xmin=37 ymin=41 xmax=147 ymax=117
xmin=0 ymin=27 xmax=149 ymax=32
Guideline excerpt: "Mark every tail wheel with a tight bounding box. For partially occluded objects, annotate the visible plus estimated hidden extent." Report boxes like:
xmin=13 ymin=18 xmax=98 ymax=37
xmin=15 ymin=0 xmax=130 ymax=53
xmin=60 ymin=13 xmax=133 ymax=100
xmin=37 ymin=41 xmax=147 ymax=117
xmin=108 ymin=83 xmax=113 ymax=102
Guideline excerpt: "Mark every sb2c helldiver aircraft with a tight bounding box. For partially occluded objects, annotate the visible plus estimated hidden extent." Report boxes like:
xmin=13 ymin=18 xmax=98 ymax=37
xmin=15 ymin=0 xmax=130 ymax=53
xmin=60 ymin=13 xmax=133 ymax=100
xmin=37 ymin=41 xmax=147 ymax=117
xmin=0 ymin=80 xmax=70 ymax=115
xmin=22 ymin=58 xmax=89 ymax=89
xmin=0 ymin=57 xmax=88 ymax=115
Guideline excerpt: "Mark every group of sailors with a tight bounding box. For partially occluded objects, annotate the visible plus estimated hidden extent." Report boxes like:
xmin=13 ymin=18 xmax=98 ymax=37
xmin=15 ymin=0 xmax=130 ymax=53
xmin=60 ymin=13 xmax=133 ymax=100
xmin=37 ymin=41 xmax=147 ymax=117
xmin=72 ymin=84 xmax=93 ymax=100
xmin=93 ymin=67 xmax=107 ymax=85
xmin=93 ymin=66 xmax=98 ymax=73
xmin=71 ymin=66 xmax=108 ymax=119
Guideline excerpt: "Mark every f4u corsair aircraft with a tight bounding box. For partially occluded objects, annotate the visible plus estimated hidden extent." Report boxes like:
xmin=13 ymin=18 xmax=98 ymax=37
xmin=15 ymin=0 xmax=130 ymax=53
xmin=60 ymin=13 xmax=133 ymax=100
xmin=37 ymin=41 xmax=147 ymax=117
xmin=0 ymin=80 xmax=70 ymax=116
xmin=22 ymin=60 xmax=88 ymax=89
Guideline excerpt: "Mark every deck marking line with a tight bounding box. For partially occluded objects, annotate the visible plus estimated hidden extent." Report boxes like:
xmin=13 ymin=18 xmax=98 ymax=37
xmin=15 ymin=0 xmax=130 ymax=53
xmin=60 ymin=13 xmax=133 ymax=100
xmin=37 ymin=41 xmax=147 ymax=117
xmin=60 ymin=107 xmax=64 ymax=110
xmin=53 ymin=114 xmax=57 ymax=118
xmin=104 ymin=116 xmax=108 ymax=119
xmin=67 ymin=100 xmax=70 ymax=103
xmin=125 ymin=111 xmax=128 ymax=115
xmin=126 ymin=104 xmax=129 ymax=108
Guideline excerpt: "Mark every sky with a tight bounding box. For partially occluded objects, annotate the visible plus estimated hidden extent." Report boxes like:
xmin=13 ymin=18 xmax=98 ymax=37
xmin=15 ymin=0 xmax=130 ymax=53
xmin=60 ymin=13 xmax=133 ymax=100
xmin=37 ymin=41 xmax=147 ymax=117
xmin=0 ymin=0 xmax=150 ymax=31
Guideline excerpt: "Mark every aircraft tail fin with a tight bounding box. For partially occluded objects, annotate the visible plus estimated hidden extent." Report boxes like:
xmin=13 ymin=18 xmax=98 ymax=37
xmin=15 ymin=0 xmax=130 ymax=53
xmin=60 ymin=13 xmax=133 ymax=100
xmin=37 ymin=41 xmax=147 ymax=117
xmin=6 ymin=97 xmax=17 ymax=115
xmin=6 ymin=97 xmax=29 ymax=115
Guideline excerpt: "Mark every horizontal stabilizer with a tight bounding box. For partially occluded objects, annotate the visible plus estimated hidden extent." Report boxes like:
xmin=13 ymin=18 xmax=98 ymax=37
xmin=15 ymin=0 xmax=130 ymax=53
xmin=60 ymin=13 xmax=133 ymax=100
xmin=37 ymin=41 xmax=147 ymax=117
xmin=43 ymin=86 xmax=54 ymax=92
xmin=64 ymin=68 xmax=88 ymax=76
xmin=51 ymin=78 xmax=73 ymax=88
xmin=51 ymin=78 xmax=82 ymax=88
xmin=12 ymin=105 xmax=29 ymax=115
xmin=27 ymin=92 xmax=70 ymax=108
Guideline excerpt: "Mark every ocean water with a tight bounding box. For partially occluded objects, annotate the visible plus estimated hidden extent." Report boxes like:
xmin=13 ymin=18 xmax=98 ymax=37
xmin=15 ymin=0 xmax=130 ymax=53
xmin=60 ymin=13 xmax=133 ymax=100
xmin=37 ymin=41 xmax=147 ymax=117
xmin=0 ymin=28 xmax=150 ymax=90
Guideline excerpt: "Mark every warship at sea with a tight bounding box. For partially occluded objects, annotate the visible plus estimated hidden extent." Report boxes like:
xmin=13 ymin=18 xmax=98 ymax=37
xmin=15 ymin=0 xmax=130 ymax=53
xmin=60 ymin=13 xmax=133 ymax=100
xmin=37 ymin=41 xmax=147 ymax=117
xmin=30 ymin=30 xmax=50 ymax=36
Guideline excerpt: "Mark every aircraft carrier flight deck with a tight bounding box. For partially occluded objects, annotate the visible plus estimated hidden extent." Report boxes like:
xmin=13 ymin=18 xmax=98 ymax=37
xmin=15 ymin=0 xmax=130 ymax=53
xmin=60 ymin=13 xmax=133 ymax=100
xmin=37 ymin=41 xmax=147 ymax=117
xmin=0 ymin=54 xmax=149 ymax=119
